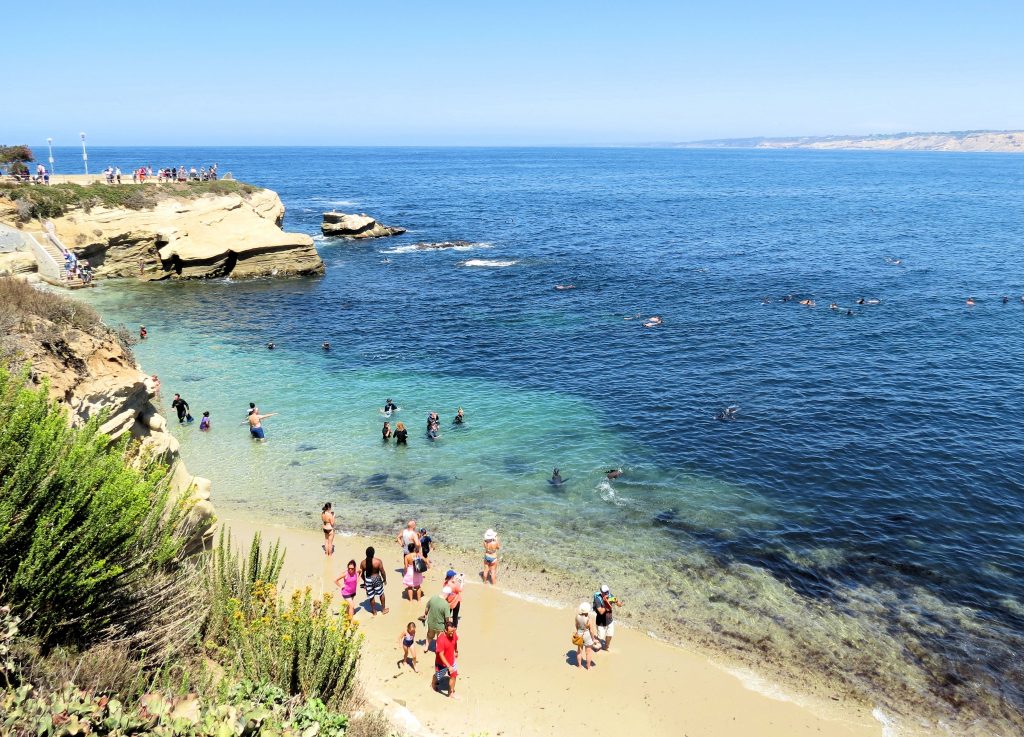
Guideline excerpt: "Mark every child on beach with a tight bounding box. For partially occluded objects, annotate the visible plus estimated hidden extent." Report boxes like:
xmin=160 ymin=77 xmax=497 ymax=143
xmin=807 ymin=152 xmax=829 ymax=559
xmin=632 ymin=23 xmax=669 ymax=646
xmin=398 ymin=622 xmax=418 ymax=671
xmin=199 ymin=411 xmax=211 ymax=431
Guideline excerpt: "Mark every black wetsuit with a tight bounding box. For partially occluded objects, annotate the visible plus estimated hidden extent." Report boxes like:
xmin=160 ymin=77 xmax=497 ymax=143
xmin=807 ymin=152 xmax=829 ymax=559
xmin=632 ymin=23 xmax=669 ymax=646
xmin=171 ymin=397 xmax=189 ymax=423
xmin=395 ymin=428 xmax=408 ymax=445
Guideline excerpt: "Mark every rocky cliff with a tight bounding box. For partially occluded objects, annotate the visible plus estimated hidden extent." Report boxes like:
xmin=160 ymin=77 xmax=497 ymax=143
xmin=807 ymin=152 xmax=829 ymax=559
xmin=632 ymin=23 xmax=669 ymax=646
xmin=1 ymin=286 xmax=215 ymax=551
xmin=1 ymin=186 xmax=324 ymax=280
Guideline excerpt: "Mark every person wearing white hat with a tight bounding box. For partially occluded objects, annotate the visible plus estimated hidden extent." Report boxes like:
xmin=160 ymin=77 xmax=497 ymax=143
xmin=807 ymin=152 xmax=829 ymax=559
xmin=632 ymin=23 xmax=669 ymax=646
xmin=482 ymin=529 xmax=501 ymax=584
xmin=593 ymin=584 xmax=624 ymax=651
xmin=572 ymin=601 xmax=601 ymax=670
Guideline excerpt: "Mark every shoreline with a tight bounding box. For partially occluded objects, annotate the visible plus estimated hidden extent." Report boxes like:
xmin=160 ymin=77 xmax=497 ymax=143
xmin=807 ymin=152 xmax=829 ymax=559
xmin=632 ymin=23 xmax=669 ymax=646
xmin=223 ymin=508 xmax=886 ymax=737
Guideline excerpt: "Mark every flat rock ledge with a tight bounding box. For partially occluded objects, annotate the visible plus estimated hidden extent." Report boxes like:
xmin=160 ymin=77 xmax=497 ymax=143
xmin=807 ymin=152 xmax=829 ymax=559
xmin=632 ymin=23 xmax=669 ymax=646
xmin=322 ymin=211 xmax=406 ymax=239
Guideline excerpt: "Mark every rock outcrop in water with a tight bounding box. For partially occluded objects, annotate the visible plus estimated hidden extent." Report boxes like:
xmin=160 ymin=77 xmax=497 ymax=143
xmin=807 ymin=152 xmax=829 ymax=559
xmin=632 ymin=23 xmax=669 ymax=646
xmin=4 ymin=303 xmax=216 ymax=553
xmin=321 ymin=211 xmax=406 ymax=239
xmin=2 ymin=188 xmax=324 ymax=280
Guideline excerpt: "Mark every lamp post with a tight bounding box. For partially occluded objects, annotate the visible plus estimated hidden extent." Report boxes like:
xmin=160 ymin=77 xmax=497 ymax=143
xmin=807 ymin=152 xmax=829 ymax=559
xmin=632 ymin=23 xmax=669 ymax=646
xmin=80 ymin=132 xmax=88 ymax=175
xmin=46 ymin=137 xmax=55 ymax=180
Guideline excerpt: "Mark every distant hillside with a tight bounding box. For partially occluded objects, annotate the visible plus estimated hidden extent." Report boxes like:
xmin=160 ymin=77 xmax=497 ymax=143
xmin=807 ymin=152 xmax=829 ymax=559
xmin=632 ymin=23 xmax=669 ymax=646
xmin=673 ymin=130 xmax=1024 ymax=153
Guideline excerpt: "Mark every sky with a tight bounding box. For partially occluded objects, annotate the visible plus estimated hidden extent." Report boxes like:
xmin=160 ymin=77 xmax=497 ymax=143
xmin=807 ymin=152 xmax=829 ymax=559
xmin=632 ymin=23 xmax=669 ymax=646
xmin=3 ymin=0 xmax=1023 ymax=146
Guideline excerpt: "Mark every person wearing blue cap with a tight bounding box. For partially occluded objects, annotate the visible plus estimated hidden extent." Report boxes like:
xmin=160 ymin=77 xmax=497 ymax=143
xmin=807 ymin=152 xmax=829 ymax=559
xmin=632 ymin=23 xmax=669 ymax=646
xmin=444 ymin=569 xmax=463 ymax=627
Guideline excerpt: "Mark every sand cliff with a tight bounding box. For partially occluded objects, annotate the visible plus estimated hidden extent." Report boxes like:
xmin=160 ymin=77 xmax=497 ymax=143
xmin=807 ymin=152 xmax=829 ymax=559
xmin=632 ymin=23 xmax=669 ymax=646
xmin=0 ymin=185 xmax=324 ymax=280
xmin=676 ymin=130 xmax=1024 ymax=153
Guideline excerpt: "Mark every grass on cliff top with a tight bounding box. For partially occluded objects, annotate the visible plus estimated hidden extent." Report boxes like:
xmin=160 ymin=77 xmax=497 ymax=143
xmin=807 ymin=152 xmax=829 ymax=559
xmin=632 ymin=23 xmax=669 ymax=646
xmin=0 ymin=179 xmax=258 ymax=220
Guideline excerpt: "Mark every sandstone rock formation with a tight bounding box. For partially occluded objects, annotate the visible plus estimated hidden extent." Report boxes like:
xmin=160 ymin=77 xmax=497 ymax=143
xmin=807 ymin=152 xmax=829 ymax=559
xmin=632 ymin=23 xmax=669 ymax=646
xmin=30 ymin=189 xmax=323 ymax=280
xmin=321 ymin=211 xmax=406 ymax=239
xmin=7 ymin=313 xmax=216 ymax=553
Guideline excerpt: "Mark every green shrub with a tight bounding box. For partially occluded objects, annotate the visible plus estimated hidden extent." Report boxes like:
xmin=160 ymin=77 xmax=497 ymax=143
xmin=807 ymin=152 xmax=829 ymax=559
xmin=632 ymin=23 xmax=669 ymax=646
xmin=0 ymin=365 xmax=203 ymax=651
xmin=0 ymin=276 xmax=102 ymax=334
xmin=204 ymin=532 xmax=361 ymax=707
xmin=0 ymin=180 xmax=259 ymax=220
xmin=0 ymin=680 xmax=351 ymax=737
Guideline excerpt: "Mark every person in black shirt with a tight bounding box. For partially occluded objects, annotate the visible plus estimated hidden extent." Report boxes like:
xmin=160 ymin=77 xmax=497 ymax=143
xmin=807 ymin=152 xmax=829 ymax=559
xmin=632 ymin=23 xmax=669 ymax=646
xmin=171 ymin=394 xmax=190 ymax=424
xmin=394 ymin=422 xmax=408 ymax=445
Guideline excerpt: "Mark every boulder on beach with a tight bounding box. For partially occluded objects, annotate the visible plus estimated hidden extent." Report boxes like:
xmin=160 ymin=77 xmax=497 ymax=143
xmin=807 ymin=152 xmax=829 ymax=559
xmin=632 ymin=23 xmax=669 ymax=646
xmin=321 ymin=211 xmax=406 ymax=239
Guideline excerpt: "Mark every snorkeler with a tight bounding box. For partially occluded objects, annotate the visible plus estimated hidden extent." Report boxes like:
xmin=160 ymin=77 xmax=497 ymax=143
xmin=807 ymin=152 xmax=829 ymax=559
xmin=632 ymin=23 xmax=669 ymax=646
xmin=549 ymin=468 xmax=567 ymax=486
xmin=454 ymin=407 xmax=464 ymax=425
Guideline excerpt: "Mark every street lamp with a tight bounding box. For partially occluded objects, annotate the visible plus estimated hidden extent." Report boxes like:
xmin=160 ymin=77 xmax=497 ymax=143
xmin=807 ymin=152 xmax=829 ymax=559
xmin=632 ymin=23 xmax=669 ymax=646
xmin=46 ymin=137 xmax=55 ymax=179
xmin=80 ymin=132 xmax=88 ymax=175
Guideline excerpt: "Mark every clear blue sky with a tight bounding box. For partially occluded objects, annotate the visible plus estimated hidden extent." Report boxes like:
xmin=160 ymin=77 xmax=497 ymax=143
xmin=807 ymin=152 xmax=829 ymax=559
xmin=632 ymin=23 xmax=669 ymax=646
xmin=4 ymin=0 xmax=1022 ymax=145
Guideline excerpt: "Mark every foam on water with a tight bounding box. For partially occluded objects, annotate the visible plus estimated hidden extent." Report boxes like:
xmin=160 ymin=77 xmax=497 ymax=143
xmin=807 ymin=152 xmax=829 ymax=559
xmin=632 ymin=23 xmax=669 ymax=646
xmin=460 ymin=258 xmax=517 ymax=267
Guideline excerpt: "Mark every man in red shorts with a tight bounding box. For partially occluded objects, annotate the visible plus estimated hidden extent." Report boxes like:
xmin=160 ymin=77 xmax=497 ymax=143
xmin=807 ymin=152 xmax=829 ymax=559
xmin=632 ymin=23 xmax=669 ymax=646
xmin=432 ymin=619 xmax=459 ymax=698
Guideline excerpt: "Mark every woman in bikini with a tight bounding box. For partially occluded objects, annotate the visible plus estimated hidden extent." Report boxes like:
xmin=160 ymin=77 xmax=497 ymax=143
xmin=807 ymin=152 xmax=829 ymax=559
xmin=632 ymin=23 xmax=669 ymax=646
xmin=321 ymin=502 xmax=336 ymax=557
xmin=482 ymin=528 xmax=501 ymax=584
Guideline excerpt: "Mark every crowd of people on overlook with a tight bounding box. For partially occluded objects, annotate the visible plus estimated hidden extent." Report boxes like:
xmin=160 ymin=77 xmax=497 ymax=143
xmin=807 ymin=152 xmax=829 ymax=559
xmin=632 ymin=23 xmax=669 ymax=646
xmin=102 ymin=163 xmax=219 ymax=184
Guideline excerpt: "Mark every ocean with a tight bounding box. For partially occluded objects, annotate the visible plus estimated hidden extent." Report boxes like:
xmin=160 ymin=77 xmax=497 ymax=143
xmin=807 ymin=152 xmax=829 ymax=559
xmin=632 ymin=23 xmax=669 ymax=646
xmin=70 ymin=146 xmax=1023 ymax=733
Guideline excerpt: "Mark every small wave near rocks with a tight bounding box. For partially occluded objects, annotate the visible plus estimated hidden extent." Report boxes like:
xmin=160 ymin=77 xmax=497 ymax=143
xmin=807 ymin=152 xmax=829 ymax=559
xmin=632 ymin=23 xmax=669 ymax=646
xmin=380 ymin=240 xmax=493 ymax=255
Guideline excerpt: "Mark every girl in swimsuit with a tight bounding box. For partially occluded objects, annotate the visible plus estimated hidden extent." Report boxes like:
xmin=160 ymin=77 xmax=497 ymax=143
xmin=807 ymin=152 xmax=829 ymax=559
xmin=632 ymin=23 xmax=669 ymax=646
xmin=482 ymin=528 xmax=501 ymax=585
xmin=321 ymin=502 xmax=335 ymax=557
xmin=398 ymin=621 xmax=418 ymax=671
xmin=334 ymin=560 xmax=359 ymax=618
xmin=403 ymin=543 xmax=424 ymax=600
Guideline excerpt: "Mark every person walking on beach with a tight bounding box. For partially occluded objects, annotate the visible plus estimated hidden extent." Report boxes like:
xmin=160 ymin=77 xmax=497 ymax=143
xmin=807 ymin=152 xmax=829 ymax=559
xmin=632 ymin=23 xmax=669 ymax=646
xmin=482 ymin=528 xmax=501 ymax=584
xmin=170 ymin=393 xmax=191 ymax=424
xmin=403 ymin=543 xmax=425 ymax=601
xmin=321 ymin=502 xmax=336 ymax=556
xmin=247 ymin=409 xmax=278 ymax=441
xmin=335 ymin=559 xmax=359 ymax=618
xmin=394 ymin=422 xmax=408 ymax=445
xmin=593 ymin=584 xmax=624 ymax=651
xmin=423 ymin=588 xmax=452 ymax=650
xmin=419 ymin=527 xmax=433 ymax=564
xmin=359 ymin=546 xmax=389 ymax=615
xmin=444 ymin=570 xmax=463 ymax=627
xmin=398 ymin=621 xmax=419 ymax=672
xmin=397 ymin=520 xmax=420 ymax=554
xmin=432 ymin=619 xmax=459 ymax=698
xmin=573 ymin=602 xmax=601 ymax=670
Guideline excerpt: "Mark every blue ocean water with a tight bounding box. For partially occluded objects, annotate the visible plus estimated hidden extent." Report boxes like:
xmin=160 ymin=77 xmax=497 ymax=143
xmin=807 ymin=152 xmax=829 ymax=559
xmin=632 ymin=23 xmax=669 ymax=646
xmin=72 ymin=146 xmax=1024 ymax=731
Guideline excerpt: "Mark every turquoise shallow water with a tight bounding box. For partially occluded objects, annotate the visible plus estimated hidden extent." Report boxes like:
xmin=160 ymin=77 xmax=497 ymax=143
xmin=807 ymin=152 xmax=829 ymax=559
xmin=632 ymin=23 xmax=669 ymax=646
xmin=73 ymin=146 xmax=1024 ymax=733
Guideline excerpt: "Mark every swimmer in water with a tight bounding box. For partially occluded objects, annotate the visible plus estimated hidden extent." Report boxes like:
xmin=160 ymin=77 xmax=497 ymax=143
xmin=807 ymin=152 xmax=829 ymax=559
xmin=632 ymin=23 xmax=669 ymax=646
xmin=857 ymin=298 xmax=865 ymax=305
xmin=323 ymin=341 xmax=331 ymax=350
xmin=382 ymin=421 xmax=393 ymax=441
xmin=866 ymin=298 xmax=880 ymax=305
xmin=966 ymin=297 xmax=976 ymax=306
xmin=643 ymin=315 xmax=663 ymax=328
xmin=454 ymin=407 xmax=464 ymax=424
xmin=847 ymin=309 xmax=853 ymax=316
xmin=267 ymin=341 xmax=276 ymax=350
xmin=715 ymin=405 xmax=739 ymax=421
xmin=1002 ymin=296 xmax=1009 ymax=304
xmin=549 ymin=468 xmax=566 ymax=486
xmin=761 ymin=297 xmax=772 ymax=304
xmin=799 ymin=299 xmax=815 ymax=307
xmin=555 ymin=284 xmax=576 ymax=290
xmin=605 ymin=469 xmax=623 ymax=480
xmin=829 ymin=302 xmax=838 ymax=310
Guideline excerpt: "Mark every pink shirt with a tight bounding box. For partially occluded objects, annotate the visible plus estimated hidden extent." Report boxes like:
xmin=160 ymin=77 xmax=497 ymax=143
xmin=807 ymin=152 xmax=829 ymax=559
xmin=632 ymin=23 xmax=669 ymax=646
xmin=340 ymin=572 xmax=358 ymax=597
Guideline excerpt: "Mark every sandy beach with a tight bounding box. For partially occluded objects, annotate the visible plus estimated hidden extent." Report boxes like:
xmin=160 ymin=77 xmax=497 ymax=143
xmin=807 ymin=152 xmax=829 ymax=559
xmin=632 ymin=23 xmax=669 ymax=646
xmin=223 ymin=512 xmax=883 ymax=737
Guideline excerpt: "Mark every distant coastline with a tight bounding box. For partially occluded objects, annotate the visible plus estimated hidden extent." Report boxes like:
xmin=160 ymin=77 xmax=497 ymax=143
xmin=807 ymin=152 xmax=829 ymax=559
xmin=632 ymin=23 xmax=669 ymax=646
xmin=665 ymin=129 xmax=1024 ymax=153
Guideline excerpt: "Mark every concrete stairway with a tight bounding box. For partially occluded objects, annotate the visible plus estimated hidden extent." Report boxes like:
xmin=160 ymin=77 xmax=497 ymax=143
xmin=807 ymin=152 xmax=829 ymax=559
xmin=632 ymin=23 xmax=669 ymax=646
xmin=32 ymin=230 xmax=86 ymax=288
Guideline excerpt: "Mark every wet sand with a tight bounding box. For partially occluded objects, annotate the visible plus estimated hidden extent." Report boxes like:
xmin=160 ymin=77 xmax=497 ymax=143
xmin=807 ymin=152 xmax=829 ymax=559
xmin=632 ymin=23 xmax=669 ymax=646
xmin=224 ymin=512 xmax=883 ymax=737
